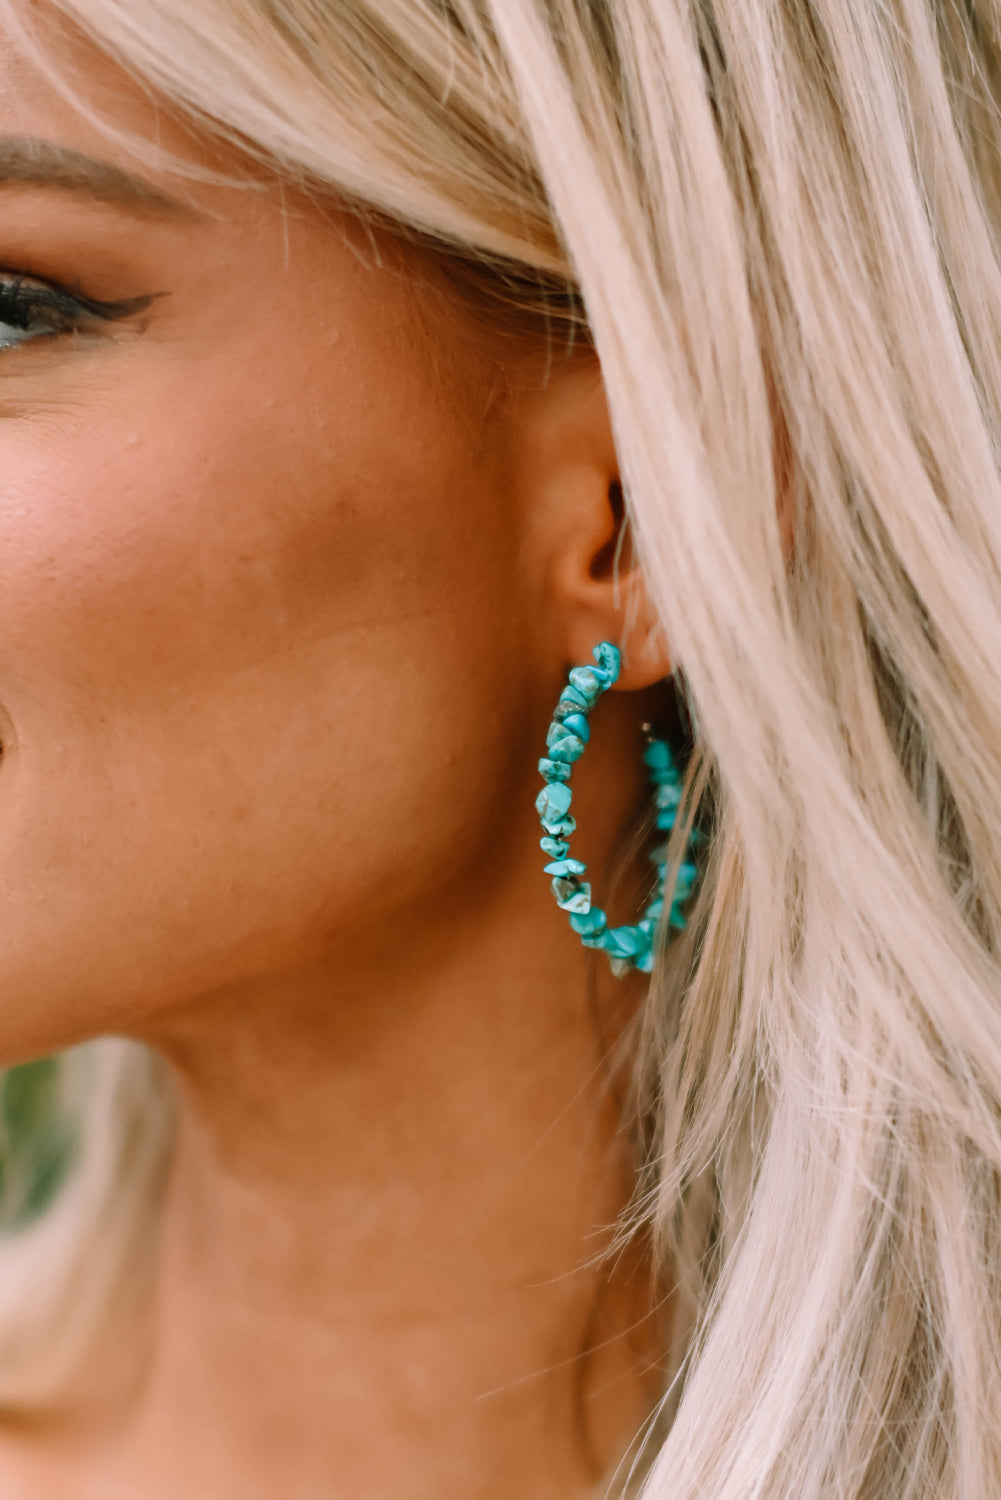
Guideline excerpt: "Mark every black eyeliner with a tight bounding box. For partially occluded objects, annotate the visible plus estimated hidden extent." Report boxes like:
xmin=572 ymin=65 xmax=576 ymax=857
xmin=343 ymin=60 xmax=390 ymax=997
xmin=0 ymin=276 xmax=158 ymax=322
xmin=0 ymin=271 xmax=162 ymax=336
xmin=61 ymin=277 xmax=162 ymax=322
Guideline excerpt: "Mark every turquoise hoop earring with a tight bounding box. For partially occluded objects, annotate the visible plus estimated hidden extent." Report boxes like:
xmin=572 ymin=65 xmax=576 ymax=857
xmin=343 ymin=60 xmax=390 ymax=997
xmin=534 ymin=642 xmax=700 ymax=976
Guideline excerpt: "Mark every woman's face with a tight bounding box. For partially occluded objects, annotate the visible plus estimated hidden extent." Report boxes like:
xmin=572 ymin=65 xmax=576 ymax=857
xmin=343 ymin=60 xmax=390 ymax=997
xmin=0 ymin=24 xmax=586 ymax=1060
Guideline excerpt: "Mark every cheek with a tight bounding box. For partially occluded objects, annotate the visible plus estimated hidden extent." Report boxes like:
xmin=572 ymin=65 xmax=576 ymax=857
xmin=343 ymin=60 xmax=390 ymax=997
xmin=0 ymin=343 xmax=527 ymax=1054
xmin=0 ymin=347 xmax=487 ymax=694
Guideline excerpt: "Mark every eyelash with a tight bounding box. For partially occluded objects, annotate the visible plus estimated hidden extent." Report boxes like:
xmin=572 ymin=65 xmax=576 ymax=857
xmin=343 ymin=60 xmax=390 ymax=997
xmin=0 ymin=272 xmax=154 ymax=351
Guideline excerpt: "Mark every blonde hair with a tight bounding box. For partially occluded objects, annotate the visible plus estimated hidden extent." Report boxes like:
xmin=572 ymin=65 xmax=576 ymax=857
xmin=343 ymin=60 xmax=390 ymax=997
xmin=4 ymin=0 xmax=1001 ymax=1495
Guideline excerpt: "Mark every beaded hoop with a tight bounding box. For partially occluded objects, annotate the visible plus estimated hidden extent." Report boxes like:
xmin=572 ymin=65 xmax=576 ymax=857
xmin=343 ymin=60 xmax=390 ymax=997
xmin=534 ymin=642 xmax=700 ymax=976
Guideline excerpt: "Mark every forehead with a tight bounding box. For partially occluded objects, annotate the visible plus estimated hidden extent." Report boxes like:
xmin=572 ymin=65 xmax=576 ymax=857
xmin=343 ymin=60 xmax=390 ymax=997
xmin=0 ymin=7 xmax=509 ymax=399
xmin=0 ymin=9 xmax=264 ymax=217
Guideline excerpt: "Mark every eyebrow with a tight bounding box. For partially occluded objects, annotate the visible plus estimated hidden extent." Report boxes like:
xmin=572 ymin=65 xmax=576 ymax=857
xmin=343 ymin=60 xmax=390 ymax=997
xmin=0 ymin=135 xmax=201 ymax=219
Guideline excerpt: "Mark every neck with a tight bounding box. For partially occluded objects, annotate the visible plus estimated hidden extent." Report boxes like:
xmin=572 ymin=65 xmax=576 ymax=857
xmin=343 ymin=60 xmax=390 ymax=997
xmin=28 ymin=695 xmax=666 ymax=1499
xmin=83 ymin=884 xmax=657 ymax=1497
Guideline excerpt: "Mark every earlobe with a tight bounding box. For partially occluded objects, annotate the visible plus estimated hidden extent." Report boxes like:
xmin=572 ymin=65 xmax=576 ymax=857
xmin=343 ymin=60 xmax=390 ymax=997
xmin=579 ymin=483 xmax=672 ymax=687
xmin=611 ymin=602 xmax=673 ymax=690
xmin=563 ymin=484 xmax=673 ymax=690
xmin=512 ymin=354 xmax=672 ymax=688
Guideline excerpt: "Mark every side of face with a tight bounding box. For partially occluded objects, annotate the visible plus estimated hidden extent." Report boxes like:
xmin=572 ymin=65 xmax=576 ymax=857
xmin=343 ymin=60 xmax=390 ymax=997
xmin=0 ymin=25 xmax=567 ymax=1059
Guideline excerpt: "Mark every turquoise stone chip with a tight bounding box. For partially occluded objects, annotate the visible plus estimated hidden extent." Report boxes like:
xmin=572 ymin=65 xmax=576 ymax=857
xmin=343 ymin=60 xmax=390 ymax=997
xmin=545 ymin=730 xmax=585 ymax=764
xmin=592 ymin=642 xmax=621 ymax=680
xmin=538 ymin=757 xmax=572 ymax=782
xmin=559 ymin=713 xmax=590 ymax=743
xmin=567 ymin=666 xmax=604 ymax=704
xmin=668 ymin=906 xmax=688 ymax=930
xmin=569 ymin=907 xmax=607 ymax=936
xmin=673 ymin=861 xmax=698 ymax=898
xmin=540 ymin=836 xmax=570 ymax=858
xmin=655 ymin=806 xmax=676 ymax=831
xmin=546 ymin=719 xmax=584 ymax=747
xmin=535 ymin=782 xmax=572 ymax=822
xmin=596 ymin=932 xmax=627 ymax=958
xmin=603 ymin=925 xmax=642 ymax=957
xmin=656 ymin=782 xmax=681 ymax=809
xmin=552 ymin=698 xmax=587 ymax=724
xmin=644 ymin=896 xmax=665 ymax=922
xmin=559 ymin=685 xmax=590 ymax=711
xmin=543 ymin=858 xmax=587 ymax=877
xmin=636 ymin=948 xmax=655 ymax=973
xmin=643 ymin=740 xmax=672 ymax=772
xmin=609 ymin=956 xmax=633 ymax=977
xmin=552 ymin=876 xmax=591 ymax=913
xmin=541 ymin=814 xmax=576 ymax=838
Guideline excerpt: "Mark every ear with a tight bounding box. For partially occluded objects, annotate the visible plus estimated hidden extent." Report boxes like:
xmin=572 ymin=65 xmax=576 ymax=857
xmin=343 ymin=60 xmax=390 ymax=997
xmin=511 ymin=356 xmax=671 ymax=691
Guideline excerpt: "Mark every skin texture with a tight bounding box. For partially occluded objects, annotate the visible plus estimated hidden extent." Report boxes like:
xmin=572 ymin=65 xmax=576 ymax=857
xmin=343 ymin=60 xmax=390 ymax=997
xmin=0 ymin=16 xmax=674 ymax=1500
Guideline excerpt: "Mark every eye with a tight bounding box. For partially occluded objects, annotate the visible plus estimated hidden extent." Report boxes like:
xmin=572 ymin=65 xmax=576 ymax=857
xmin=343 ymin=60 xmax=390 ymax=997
xmin=0 ymin=274 xmax=94 ymax=350
xmin=0 ymin=273 xmax=156 ymax=352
